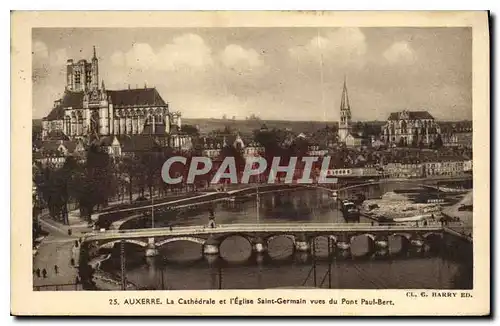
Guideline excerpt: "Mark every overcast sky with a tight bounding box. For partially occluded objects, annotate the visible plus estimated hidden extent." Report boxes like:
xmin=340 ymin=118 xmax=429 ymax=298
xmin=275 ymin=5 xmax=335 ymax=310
xmin=32 ymin=27 xmax=472 ymax=121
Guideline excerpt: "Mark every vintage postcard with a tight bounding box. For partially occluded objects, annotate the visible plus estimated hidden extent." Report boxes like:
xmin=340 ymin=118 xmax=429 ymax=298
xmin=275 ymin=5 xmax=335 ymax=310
xmin=11 ymin=11 xmax=489 ymax=316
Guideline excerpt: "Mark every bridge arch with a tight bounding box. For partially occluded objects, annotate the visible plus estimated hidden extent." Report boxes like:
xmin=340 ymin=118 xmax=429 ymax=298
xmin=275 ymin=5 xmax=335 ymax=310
xmin=218 ymin=234 xmax=254 ymax=252
xmin=391 ymin=233 xmax=412 ymax=241
xmin=266 ymin=234 xmax=296 ymax=245
xmin=423 ymin=232 xmax=443 ymax=239
xmin=98 ymin=239 xmax=148 ymax=250
xmin=155 ymin=237 xmax=206 ymax=247
xmin=350 ymin=233 xmax=376 ymax=243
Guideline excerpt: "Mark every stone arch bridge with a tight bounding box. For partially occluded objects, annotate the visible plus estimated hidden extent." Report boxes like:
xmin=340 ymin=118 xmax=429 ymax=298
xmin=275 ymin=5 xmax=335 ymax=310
xmin=82 ymin=223 xmax=449 ymax=258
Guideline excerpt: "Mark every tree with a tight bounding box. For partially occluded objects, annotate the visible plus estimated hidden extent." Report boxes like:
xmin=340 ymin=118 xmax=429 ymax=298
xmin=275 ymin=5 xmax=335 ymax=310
xmin=37 ymin=161 xmax=78 ymax=225
xmin=218 ymin=145 xmax=246 ymax=183
xmin=289 ymin=136 xmax=309 ymax=159
xmin=119 ymin=156 xmax=142 ymax=202
xmin=78 ymin=145 xmax=116 ymax=221
xmin=180 ymin=124 xmax=199 ymax=137
xmin=138 ymin=143 xmax=164 ymax=199
xmin=434 ymin=135 xmax=443 ymax=149
xmin=246 ymin=113 xmax=261 ymax=121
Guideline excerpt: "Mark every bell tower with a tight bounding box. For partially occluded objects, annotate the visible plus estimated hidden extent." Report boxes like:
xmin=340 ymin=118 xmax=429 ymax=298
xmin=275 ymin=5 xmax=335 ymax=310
xmin=338 ymin=76 xmax=352 ymax=142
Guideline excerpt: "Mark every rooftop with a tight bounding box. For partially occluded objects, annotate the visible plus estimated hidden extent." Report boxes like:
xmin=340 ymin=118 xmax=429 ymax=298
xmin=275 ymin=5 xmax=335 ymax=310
xmin=45 ymin=87 xmax=167 ymax=120
xmin=387 ymin=111 xmax=435 ymax=121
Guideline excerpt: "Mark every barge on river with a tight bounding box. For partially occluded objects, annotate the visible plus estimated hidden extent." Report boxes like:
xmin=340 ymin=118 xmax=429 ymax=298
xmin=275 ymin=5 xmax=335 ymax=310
xmin=339 ymin=199 xmax=361 ymax=221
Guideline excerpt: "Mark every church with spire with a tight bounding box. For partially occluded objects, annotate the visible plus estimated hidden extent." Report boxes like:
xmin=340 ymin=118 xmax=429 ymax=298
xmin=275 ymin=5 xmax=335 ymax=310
xmin=338 ymin=76 xmax=352 ymax=142
xmin=41 ymin=46 xmax=183 ymax=143
xmin=337 ymin=77 xmax=364 ymax=147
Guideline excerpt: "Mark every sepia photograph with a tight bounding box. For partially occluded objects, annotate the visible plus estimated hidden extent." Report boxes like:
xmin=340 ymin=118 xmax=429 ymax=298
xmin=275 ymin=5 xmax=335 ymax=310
xmin=11 ymin=11 xmax=489 ymax=316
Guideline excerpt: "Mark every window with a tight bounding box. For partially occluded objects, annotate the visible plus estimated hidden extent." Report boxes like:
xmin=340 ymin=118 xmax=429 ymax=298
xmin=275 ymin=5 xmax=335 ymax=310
xmin=74 ymin=72 xmax=81 ymax=86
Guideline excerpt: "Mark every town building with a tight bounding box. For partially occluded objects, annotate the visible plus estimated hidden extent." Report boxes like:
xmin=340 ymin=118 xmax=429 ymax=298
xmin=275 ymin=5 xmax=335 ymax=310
xmin=440 ymin=122 xmax=473 ymax=148
xmin=33 ymin=139 xmax=86 ymax=168
xmin=380 ymin=110 xmax=441 ymax=146
xmin=463 ymin=159 xmax=473 ymax=172
xmin=307 ymin=144 xmax=328 ymax=157
xmin=383 ymin=161 xmax=424 ymax=179
xmin=41 ymin=47 xmax=183 ymax=143
xmin=344 ymin=133 xmax=364 ymax=148
xmin=423 ymin=160 xmax=465 ymax=177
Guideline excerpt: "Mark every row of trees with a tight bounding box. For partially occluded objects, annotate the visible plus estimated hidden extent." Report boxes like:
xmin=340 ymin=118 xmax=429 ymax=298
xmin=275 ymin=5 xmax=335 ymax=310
xmin=34 ymin=145 xmax=117 ymax=223
xmin=33 ymin=142 xmax=218 ymax=223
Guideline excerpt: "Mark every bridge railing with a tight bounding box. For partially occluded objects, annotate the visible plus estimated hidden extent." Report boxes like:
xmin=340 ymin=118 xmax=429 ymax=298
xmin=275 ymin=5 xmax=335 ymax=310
xmin=82 ymin=223 xmax=447 ymax=242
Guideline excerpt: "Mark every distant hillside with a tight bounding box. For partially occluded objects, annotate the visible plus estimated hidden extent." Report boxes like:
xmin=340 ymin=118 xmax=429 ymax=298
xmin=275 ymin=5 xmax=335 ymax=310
xmin=33 ymin=117 xmax=467 ymax=137
xmin=182 ymin=118 xmax=338 ymax=135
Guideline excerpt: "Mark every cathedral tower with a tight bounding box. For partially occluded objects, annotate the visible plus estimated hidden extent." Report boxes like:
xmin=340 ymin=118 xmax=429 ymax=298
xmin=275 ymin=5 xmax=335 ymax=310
xmin=338 ymin=76 xmax=352 ymax=142
xmin=65 ymin=47 xmax=99 ymax=92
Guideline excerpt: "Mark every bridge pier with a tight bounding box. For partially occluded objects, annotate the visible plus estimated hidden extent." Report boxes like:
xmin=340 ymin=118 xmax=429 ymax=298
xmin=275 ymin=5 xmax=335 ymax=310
xmin=145 ymin=237 xmax=159 ymax=257
xmin=295 ymin=234 xmax=310 ymax=252
xmin=336 ymin=234 xmax=350 ymax=251
xmin=375 ymin=235 xmax=389 ymax=249
xmin=203 ymin=236 xmax=220 ymax=256
xmin=252 ymin=237 xmax=267 ymax=254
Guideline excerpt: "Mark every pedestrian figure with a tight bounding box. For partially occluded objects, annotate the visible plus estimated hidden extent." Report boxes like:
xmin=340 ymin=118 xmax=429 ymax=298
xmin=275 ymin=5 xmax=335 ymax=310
xmin=54 ymin=265 xmax=59 ymax=274
xmin=35 ymin=268 xmax=41 ymax=278
xmin=70 ymin=258 xmax=75 ymax=266
xmin=75 ymin=276 xmax=80 ymax=284
xmin=169 ymin=225 xmax=173 ymax=231
xmin=42 ymin=268 xmax=47 ymax=278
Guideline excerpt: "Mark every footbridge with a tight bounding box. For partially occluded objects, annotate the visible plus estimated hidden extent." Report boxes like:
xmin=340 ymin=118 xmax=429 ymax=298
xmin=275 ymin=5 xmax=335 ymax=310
xmin=82 ymin=222 xmax=467 ymax=258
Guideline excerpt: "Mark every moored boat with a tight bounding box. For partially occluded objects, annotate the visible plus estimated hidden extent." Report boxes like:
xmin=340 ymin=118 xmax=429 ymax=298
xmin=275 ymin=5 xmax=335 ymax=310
xmin=340 ymin=200 xmax=360 ymax=220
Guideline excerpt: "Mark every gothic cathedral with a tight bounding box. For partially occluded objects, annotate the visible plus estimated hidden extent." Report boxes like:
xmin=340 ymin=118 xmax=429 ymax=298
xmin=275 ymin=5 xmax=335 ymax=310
xmin=42 ymin=47 xmax=181 ymax=141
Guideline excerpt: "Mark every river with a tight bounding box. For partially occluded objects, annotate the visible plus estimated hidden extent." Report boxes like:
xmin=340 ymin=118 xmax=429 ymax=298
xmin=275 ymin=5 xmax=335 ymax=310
xmin=101 ymin=181 xmax=473 ymax=290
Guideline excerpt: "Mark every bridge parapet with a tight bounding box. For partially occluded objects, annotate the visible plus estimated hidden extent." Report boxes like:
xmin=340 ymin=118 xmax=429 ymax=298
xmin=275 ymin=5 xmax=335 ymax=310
xmin=82 ymin=223 xmax=452 ymax=260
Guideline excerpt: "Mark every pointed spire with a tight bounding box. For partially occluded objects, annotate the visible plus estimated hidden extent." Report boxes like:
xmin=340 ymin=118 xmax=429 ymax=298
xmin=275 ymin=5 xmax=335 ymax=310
xmin=92 ymin=46 xmax=97 ymax=60
xmin=101 ymin=80 xmax=105 ymax=91
xmin=340 ymin=75 xmax=350 ymax=111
